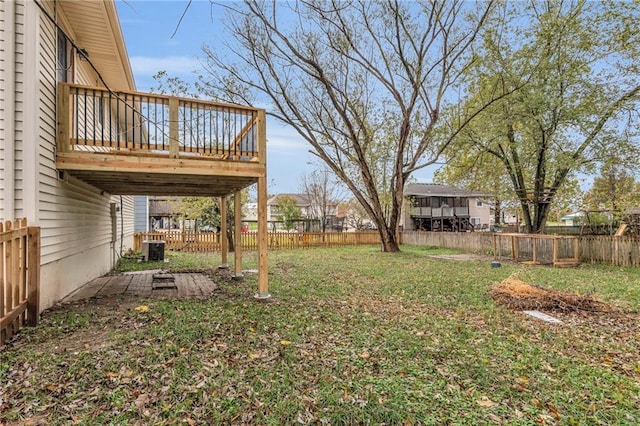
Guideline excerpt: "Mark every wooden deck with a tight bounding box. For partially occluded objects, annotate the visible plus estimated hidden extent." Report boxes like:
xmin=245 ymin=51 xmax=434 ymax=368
xmin=55 ymin=83 xmax=271 ymax=299
xmin=62 ymin=272 xmax=218 ymax=302
xmin=56 ymin=83 xmax=266 ymax=196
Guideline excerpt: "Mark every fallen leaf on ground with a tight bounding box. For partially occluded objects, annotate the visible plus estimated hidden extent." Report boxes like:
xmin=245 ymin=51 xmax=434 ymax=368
xmin=477 ymin=397 xmax=497 ymax=408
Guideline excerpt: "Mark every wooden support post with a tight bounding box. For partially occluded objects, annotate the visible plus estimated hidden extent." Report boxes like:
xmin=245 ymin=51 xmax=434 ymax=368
xmin=219 ymin=196 xmax=228 ymax=269
xmin=552 ymin=237 xmax=558 ymax=266
xmin=255 ymin=109 xmax=270 ymax=300
xmin=256 ymin=176 xmax=270 ymax=299
xmin=169 ymin=97 xmax=179 ymax=158
xmin=233 ymin=191 xmax=243 ymax=280
xmin=492 ymin=233 xmax=497 ymax=260
xmin=27 ymin=227 xmax=40 ymax=326
xmin=57 ymin=84 xmax=70 ymax=153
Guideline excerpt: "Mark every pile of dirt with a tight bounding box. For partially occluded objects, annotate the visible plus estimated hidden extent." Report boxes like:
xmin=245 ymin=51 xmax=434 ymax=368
xmin=489 ymin=276 xmax=615 ymax=312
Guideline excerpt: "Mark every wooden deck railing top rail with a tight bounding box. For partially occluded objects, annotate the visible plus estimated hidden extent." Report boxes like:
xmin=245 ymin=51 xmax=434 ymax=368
xmin=57 ymin=83 xmax=263 ymax=163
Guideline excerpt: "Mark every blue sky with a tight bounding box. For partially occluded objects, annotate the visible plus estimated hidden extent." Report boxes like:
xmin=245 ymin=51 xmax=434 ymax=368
xmin=115 ymin=0 xmax=436 ymax=194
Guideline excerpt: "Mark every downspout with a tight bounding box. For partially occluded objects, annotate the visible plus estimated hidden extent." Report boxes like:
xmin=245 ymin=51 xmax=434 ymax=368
xmin=1 ymin=0 xmax=16 ymax=221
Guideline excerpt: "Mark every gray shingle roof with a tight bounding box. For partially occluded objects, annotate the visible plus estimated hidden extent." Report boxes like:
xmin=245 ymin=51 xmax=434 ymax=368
xmin=404 ymin=183 xmax=488 ymax=198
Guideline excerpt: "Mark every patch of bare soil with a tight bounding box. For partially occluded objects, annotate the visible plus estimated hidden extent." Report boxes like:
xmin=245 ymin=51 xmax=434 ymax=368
xmin=429 ymin=254 xmax=493 ymax=262
xmin=489 ymin=276 xmax=616 ymax=312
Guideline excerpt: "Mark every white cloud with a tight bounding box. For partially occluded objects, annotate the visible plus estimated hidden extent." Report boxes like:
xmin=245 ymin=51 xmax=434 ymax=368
xmin=129 ymin=55 xmax=201 ymax=78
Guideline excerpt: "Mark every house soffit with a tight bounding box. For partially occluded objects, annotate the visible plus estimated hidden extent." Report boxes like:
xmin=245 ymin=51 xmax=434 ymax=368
xmin=58 ymin=0 xmax=135 ymax=91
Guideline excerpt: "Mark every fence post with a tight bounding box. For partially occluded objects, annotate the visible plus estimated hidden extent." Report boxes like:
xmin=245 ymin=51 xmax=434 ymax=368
xmin=27 ymin=227 xmax=40 ymax=326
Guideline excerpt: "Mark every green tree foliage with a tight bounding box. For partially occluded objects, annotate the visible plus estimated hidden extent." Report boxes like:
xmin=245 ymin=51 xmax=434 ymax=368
xmin=275 ymin=196 xmax=302 ymax=231
xmin=173 ymin=197 xmax=216 ymax=230
xmin=584 ymin=161 xmax=640 ymax=217
xmin=441 ymin=0 xmax=640 ymax=233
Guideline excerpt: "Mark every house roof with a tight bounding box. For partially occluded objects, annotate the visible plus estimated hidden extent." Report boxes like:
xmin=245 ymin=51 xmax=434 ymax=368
xmin=267 ymin=194 xmax=311 ymax=206
xmin=404 ymin=183 xmax=488 ymax=198
xmin=59 ymin=0 xmax=135 ymax=91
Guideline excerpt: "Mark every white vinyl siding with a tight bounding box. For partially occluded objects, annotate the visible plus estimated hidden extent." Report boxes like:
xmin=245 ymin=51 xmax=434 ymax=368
xmin=0 ymin=0 xmax=7 ymax=217
xmin=37 ymin=8 xmax=134 ymax=265
xmin=2 ymin=1 xmax=135 ymax=308
xmin=12 ymin=1 xmax=25 ymax=218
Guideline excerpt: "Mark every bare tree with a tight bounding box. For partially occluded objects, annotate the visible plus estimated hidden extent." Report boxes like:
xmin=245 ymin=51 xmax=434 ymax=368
xmin=199 ymin=0 xmax=498 ymax=251
xmin=300 ymin=167 xmax=344 ymax=233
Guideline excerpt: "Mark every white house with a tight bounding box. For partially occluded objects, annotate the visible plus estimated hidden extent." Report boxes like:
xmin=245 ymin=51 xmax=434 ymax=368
xmin=1 ymin=0 xmax=136 ymax=310
xmin=1 ymin=0 xmax=271 ymax=311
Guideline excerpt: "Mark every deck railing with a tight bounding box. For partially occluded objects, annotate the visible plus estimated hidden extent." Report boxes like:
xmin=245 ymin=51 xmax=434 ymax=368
xmin=57 ymin=83 xmax=263 ymax=162
xmin=411 ymin=207 xmax=470 ymax=217
xmin=1 ymin=219 xmax=40 ymax=345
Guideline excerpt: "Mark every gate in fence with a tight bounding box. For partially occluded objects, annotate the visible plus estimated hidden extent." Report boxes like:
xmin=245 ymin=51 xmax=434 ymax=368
xmin=1 ymin=218 xmax=40 ymax=345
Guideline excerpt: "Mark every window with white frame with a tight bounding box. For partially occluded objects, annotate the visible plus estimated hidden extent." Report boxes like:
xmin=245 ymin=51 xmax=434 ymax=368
xmin=57 ymin=28 xmax=73 ymax=82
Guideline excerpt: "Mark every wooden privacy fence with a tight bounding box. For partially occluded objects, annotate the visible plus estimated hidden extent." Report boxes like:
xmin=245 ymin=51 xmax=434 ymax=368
xmin=134 ymin=231 xmax=381 ymax=252
xmin=401 ymin=231 xmax=640 ymax=267
xmin=400 ymin=231 xmax=494 ymax=252
xmin=578 ymin=235 xmax=640 ymax=267
xmin=1 ymin=219 xmax=40 ymax=345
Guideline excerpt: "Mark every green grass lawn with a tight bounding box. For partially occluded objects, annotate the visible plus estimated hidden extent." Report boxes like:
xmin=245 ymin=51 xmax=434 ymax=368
xmin=1 ymin=246 xmax=639 ymax=424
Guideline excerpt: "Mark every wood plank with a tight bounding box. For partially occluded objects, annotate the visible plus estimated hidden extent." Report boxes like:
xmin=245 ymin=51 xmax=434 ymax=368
xmin=19 ymin=219 xmax=27 ymax=327
xmin=220 ymin=197 xmax=228 ymax=266
xmin=57 ymin=83 xmax=71 ymax=153
xmin=0 ymin=227 xmax=29 ymax=244
xmin=257 ymin=176 xmax=269 ymax=297
xmin=56 ymin=152 xmax=265 ymax=176
xmin=234 ymin=190 xmax=242 ymax=276
xmin=0 ymin=222 xmax=4 ymax=318
xmin=0 ymin=301 xmax=27 ymax=328
xmin=169 ymin=97 xmax=179 ymax=158
xmin=27 ymin=227 xmax=40 ymax=326
xmin=5 ymin=221 xmax=13 ymax=321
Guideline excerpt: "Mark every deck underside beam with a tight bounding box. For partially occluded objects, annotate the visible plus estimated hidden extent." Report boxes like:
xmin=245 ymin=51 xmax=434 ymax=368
xmin=56 ymin=152 xmax=264 ymax=196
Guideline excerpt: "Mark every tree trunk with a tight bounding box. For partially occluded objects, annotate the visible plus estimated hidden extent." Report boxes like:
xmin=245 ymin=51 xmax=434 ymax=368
xmin=227 ymin=229 xmax=235 ymax=252
xmin=378 ymin=225 xmax=400 ymax=252
xmin=493 ymin=198 xmax=501 ymax=226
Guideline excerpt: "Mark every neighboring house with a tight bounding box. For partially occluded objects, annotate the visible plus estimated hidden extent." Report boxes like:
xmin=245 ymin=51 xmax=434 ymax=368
xmin=337 ymin=201 xmax=375 ymax=232
xmin=402 ymin=183 xmax=492 ymax=232
xmin=1 ymin=0 xmax=271 ymax=310
xmin=267 ymin=193 xmax=339 ymax=231
xmin=560 ymin=212 xmax=585 ymax=226
xmin=148 ymin=196 xmax=180 ymax=230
